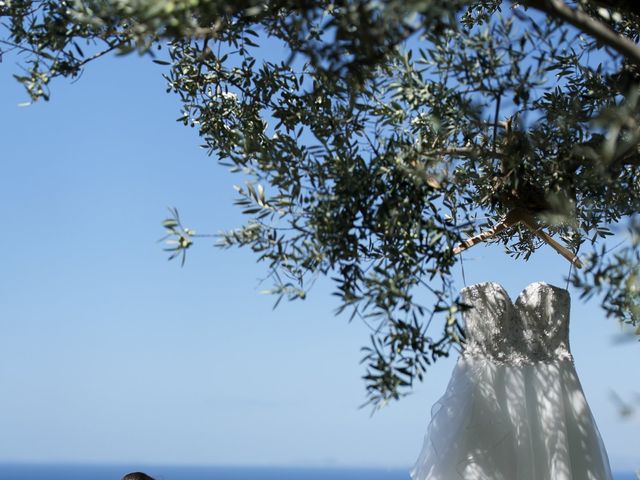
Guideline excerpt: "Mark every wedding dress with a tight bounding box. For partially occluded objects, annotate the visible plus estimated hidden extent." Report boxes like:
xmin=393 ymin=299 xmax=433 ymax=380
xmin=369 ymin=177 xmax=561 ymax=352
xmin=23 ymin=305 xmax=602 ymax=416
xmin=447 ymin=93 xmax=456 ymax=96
xmin=410 ymin=281 xmax=613 ymax=480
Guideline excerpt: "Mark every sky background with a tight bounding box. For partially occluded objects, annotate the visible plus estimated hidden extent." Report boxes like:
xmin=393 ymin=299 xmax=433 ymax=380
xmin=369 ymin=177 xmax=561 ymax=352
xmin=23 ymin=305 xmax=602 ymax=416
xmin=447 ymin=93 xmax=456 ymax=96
xmin=0 ymin=50 xmax=638 ymax=472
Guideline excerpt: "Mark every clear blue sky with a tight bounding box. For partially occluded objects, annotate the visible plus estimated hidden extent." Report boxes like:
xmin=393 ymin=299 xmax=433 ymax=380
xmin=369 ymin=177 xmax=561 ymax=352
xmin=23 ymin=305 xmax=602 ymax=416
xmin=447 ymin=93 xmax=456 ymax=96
xmin=0 ymin=51 xmax=637 ymax=471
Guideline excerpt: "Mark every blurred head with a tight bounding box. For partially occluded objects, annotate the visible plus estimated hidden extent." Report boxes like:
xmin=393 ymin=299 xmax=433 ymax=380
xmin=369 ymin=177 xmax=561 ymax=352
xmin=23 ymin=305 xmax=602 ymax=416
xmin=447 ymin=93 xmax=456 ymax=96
xmin=122 ymin=473 xmax=155 ymax=480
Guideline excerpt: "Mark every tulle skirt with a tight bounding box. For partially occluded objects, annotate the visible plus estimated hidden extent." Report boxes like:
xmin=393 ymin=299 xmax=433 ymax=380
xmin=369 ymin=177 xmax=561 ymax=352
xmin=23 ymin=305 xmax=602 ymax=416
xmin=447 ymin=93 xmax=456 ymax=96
xmin=410 ymin=356 xmax=613 ymax=480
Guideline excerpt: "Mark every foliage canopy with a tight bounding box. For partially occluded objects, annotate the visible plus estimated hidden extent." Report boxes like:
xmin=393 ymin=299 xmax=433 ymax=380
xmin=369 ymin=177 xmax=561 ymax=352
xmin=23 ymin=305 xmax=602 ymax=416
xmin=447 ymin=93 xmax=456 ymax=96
xmin=2 ymin=0 xmax=639 ymax=410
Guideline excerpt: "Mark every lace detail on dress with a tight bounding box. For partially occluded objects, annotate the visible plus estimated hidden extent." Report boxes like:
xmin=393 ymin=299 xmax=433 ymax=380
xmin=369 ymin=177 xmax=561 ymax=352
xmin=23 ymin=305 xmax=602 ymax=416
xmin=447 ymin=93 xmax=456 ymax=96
xmin=460 ymin=281 xmax=572 ymax=365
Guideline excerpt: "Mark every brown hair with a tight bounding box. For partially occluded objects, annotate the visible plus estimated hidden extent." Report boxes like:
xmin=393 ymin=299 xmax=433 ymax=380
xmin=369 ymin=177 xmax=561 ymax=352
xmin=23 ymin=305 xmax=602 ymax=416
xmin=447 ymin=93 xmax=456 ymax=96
xmin=122 ymin=473 xmax=155 ymax=480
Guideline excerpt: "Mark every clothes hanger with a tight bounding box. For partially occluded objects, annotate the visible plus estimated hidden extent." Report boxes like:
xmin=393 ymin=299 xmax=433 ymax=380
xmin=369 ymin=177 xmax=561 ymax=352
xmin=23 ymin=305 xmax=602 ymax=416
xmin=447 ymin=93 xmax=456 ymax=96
xmin=453 ymin=207 xmax=583 ymax=268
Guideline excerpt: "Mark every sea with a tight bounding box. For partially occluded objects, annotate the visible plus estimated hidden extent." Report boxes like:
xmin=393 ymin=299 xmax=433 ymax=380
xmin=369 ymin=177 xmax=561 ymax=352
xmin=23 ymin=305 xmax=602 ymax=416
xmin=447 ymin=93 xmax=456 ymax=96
xmin=0 ymin=465 xmax=636 ymax=480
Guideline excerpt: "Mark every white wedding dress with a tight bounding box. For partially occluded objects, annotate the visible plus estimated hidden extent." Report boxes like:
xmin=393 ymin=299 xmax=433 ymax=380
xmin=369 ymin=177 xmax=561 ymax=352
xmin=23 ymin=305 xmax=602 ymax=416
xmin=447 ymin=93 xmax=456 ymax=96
xmin=410 ymin=281 xmax=613 ymax=480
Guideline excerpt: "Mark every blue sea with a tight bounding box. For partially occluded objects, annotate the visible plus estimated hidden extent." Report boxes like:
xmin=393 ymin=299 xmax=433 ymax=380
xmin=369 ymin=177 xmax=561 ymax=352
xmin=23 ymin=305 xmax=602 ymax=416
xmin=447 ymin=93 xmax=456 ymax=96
xmin=0 ymin=465 xmax=636 ymax=480
xmin=2 ymin=465 xmax=400 ymax=480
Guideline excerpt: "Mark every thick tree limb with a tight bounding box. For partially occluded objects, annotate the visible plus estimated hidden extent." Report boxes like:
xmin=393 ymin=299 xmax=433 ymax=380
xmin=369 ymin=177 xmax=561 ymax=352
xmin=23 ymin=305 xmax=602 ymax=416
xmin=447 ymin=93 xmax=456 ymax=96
xmin=522 ymin=0 xmax=640 ymax=65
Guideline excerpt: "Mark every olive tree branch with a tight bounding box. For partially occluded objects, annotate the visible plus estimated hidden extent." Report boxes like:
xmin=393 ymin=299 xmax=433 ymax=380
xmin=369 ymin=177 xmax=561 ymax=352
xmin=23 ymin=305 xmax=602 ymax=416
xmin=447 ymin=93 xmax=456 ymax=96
xmin=522 ymin=0 xmax=640 ymax=65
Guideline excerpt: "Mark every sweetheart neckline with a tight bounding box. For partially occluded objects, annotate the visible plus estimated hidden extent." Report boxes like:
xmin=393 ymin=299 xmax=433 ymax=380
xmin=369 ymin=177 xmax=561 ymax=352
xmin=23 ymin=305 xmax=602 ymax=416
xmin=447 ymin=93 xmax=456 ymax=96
xmin=460 ymin=281 xmax=570 ymax=307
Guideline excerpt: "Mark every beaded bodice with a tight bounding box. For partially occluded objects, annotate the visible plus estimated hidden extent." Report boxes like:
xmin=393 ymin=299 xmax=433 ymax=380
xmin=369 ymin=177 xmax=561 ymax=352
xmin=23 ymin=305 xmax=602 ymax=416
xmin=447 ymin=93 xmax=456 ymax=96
xmin=460 ymin=281 xmax=572 ymax=364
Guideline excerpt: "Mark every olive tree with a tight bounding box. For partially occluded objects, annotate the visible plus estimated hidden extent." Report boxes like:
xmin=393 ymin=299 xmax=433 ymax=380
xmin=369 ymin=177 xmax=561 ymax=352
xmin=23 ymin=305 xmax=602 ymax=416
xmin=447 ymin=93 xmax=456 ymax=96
xmin=2 ymin=0 xmax=639 ymax=410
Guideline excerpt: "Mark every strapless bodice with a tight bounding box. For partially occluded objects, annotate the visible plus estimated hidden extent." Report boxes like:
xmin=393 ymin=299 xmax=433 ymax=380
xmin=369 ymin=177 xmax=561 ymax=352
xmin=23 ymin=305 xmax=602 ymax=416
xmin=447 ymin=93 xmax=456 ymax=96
xmin=459 ymin=281 xmax=572 ymax=364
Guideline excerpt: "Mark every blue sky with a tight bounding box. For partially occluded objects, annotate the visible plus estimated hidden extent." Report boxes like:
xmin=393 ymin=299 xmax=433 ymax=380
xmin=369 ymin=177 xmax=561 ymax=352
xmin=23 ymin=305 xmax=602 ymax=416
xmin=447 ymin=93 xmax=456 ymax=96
xmin=0 ymin=51 xmax=638 ymax=471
